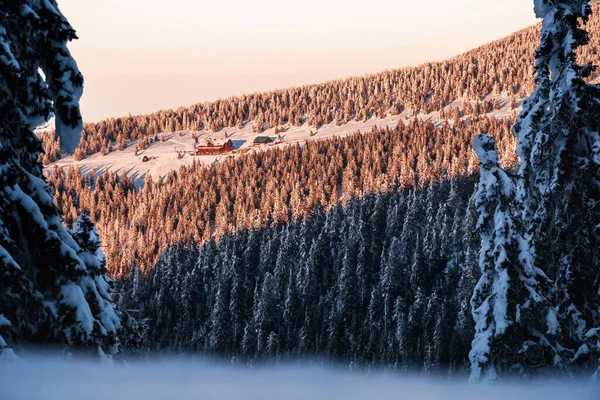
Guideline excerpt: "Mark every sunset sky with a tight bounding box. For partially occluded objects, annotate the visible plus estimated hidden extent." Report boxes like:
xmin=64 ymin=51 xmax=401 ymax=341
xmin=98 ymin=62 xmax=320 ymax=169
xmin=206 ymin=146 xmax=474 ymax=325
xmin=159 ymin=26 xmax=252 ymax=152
xmin=58 ymin=0 xmax=537 ymax=122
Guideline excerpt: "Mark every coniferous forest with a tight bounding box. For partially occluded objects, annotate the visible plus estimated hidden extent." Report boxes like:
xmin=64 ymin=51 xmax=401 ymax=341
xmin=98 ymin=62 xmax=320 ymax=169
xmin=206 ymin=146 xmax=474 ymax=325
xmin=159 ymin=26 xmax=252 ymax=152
xmin=1 ymin=0 xmax=600 ymax=388
xmin=47 ymin=117 xmax=518 ymax=277
xmin=122 ymin=177 xmax=480 ymax=374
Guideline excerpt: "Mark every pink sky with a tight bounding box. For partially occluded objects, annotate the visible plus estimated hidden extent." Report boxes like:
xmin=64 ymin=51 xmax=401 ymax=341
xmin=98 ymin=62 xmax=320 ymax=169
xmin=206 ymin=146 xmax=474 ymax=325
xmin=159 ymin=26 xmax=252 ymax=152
xmin=57 ymin=0 xmax=537 ymax=122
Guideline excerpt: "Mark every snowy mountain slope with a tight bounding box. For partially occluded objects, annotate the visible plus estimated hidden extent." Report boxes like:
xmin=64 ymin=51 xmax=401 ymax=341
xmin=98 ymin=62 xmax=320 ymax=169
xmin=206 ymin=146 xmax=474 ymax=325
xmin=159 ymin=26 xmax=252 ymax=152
xmin=46 ymin=95 xmax=519 ymax=186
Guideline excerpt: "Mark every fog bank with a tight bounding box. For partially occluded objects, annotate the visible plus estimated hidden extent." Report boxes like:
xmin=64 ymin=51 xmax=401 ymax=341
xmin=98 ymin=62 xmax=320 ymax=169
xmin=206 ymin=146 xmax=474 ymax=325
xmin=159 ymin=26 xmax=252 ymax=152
xmin=1 ymin=357 xmax=597 ymax=400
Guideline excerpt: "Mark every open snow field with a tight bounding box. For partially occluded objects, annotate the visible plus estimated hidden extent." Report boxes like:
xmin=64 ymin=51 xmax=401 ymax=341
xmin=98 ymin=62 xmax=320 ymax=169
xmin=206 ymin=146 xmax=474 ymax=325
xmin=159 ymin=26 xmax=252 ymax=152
xmin=45 ymin=95 xmax=520 ymax=187
xmin=0 ymin=357 xmax=596 ymax=400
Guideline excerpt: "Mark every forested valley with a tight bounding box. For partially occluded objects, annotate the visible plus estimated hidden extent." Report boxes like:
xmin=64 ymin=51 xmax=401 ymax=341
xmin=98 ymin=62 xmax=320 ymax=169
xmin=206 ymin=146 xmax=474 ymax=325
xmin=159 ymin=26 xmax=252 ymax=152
xmin=40 ymin=6 xmax=600 ymax=376
xmin=2 ymin=0 xmax=599 ymax=384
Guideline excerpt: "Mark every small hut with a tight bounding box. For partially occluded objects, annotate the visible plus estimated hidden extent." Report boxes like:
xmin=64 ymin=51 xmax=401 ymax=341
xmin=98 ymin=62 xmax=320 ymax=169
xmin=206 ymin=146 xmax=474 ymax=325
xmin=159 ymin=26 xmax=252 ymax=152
xmin=253 ymin=136 xmax=273 ymax=146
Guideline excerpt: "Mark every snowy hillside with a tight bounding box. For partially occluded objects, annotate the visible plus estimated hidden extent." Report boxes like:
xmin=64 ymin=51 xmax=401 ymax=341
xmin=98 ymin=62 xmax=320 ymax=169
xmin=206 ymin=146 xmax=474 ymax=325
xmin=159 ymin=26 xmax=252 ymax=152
xmin=46 ymin=95 xmax=519 ymax=186
xmin=1 ymin=357 xmax=596 ymax=400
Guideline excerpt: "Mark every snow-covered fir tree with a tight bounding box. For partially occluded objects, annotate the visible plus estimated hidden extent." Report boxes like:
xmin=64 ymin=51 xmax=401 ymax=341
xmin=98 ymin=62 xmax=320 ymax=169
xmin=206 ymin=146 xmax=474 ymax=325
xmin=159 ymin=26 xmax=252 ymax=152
xmin=469 ymin=134 xmax=558 ymax=382
xmin=0 ymin=1 xmax=122 ymax=357
xmin=514 ymin=0 xmax=600 ymax=377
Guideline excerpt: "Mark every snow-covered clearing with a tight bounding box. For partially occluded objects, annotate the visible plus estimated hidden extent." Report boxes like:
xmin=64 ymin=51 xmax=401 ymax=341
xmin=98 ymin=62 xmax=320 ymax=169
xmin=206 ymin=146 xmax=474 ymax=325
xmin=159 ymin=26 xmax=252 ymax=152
xmin=0 ymin=356 xmax=596 ymax=400
xmin=46 ymin=95 xmax=520 ymax=187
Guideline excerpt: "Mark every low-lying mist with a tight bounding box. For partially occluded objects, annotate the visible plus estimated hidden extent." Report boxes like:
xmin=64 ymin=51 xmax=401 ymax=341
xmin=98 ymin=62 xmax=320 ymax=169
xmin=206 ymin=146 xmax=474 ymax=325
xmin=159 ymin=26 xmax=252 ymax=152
xmin=0 ymin=355 xmax=597 ymax=400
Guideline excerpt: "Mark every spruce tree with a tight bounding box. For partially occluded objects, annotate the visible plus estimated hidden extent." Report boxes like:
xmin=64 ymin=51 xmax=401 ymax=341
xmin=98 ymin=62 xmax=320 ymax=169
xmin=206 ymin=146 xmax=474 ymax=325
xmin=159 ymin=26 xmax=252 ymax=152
xmin=0 ymin=1 xmax=122 ymax=357
xmin=209 ymin=282 xmax=231 ymax=353
xmin=381 ymin=237 xmax=404 ymax=347
xmin=470 ymin=134 xmax=557 ymax=381
xmin=514 ymin=0 xmax=600 ymax=376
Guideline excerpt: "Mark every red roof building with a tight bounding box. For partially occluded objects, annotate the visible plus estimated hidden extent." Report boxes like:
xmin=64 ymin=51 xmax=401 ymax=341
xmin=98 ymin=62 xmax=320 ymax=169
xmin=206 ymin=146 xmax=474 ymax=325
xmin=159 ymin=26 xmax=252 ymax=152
xmin=195 ymin=139 xmax=234 ymax=155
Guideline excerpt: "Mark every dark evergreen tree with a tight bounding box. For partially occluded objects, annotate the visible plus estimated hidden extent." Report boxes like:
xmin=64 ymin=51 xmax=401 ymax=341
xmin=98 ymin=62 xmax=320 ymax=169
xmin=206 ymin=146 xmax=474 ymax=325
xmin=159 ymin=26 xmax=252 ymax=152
xmin=210 ymin=282 xmax=231 ymax=353
xmin=514 ymin=0 xmax=600 ymax=377
xmin=0 ymin=1 xmax=122 ymax=358
xmin=470 ymin=134 xmax=557 ymax=381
